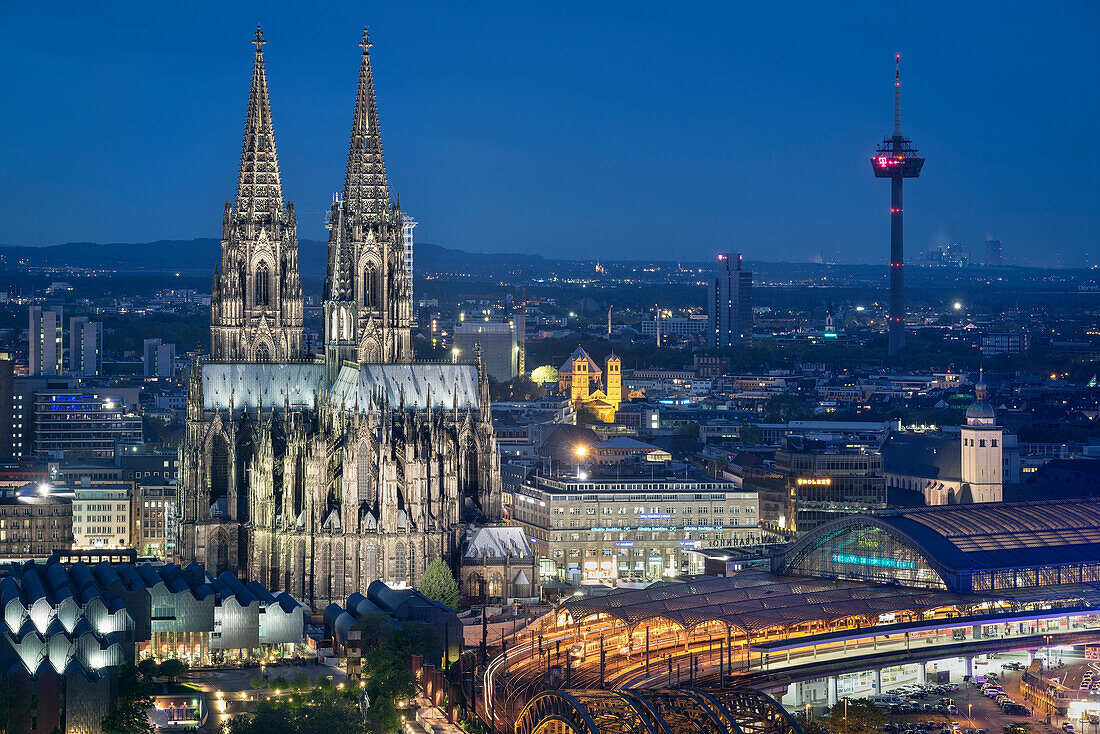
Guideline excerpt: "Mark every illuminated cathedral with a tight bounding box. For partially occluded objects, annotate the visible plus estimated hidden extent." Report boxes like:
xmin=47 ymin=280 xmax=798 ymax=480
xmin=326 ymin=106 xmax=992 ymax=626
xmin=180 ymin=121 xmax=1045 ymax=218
xmin=178 ymin=28 xmax=500 ymax=609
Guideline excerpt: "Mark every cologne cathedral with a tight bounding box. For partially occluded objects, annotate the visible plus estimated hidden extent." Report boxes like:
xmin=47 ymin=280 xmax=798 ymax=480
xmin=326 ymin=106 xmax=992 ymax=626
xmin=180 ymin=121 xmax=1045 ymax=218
xmin=178 ymin=28 xmax=501 ymax=609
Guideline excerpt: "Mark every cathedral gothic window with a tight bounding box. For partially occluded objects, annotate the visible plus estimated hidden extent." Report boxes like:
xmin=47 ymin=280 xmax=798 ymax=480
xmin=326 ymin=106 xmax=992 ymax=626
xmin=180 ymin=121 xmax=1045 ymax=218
xmin=209 ymin=437 xmax=230 ymax=508
xmin=363 ymin=266 xmax=377 ymax=308
xmin=255 ymin=263 xmax=270 ymax=306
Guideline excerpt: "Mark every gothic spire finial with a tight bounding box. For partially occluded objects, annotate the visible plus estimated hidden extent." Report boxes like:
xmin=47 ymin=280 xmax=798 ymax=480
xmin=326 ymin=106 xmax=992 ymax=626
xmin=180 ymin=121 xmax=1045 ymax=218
xmin=342 ymin=28 xmax=389 ymax=222
xmin=235 ymin=26 xmax=284 ymax=218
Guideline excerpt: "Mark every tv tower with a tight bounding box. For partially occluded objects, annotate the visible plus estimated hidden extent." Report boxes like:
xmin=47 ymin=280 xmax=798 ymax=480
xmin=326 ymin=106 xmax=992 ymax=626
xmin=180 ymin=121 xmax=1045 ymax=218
xmin=872 ymin=55 xmax=924 ymax=357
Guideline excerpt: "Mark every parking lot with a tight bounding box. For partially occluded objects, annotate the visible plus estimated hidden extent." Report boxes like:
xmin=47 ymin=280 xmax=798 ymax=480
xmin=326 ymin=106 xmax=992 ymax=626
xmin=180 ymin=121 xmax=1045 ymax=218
xmin=869 ymin=667 xmax=1045 ymax=734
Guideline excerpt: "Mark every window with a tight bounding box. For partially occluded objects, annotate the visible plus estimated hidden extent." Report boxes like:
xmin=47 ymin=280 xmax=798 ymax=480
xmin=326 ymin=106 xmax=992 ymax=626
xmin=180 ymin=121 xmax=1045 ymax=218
xmin=363 ymin=266 xmax=377 ymax=308
xmin=991 ymin=439 xmax=998 ymax=447
xmin=255 ymin=262 xmax=270 ymax=306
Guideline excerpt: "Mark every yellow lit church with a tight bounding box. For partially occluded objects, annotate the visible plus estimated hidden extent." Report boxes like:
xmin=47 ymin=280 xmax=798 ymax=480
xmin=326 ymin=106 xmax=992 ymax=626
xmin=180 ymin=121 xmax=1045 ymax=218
xmin=557 ymin=346 xmax=621 ymax=422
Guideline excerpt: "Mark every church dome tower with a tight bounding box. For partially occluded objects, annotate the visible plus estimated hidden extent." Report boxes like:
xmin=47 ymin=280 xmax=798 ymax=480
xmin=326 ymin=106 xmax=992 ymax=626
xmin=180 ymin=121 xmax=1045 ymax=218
xmin=960 ymin=370 xmax=1002 ymax=503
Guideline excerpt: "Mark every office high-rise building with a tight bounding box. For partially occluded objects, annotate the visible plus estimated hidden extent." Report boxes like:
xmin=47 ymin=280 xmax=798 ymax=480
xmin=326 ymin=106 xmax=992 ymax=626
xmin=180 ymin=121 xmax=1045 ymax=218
xmin=69 ymin=316 xmax=103 ymax=377
xmin=0 ymin=354 xmax=13 ymax=460
xmin=454 ymin=318 xmax=525 ymax=383
xmin=143 ymin=338 xmax=177 ymax=378
xmin=707 ymin=253 xmax=753 ymax=348
xmin=29 ymin=306 xmax=63 ymax=376
xmin=985 ymin=239 xmax=1003 ymax=267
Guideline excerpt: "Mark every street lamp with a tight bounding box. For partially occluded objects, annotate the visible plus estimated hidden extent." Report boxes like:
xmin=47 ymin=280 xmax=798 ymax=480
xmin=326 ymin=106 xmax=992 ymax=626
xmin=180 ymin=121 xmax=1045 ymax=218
xmin=574 ymin=445 xmax=587 ymax=477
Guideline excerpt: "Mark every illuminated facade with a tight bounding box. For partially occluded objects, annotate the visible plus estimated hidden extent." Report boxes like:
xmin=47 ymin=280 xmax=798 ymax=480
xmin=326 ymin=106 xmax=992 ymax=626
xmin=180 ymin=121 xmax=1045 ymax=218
xmin=0 ymin=486 xmax=72 ymax=559
xmin=747 ymin=438 xmax=885 ymax=534
xmin=506 ymin=466 xmax=758 ymax=583
xmin=178 ymin=28 xmax=502 ymax=609
xmin=0 ymin=556 xmax=305 ymax=734
xmin=557 ymin=347 xmax=621 ymax=423
xmin=777 ymin=498 xmax=1100 ymax=594
xmin=72 ymin=484 xmax=131 ymax=550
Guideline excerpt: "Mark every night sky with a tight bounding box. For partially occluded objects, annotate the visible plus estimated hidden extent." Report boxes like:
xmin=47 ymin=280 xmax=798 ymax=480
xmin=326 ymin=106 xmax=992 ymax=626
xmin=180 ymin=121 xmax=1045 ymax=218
xmin=1 ymin=1 xmax=1097 ymax=265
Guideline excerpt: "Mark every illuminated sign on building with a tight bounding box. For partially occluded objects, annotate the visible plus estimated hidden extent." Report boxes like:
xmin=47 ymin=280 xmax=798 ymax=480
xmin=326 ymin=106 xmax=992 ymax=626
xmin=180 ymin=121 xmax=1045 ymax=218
xmin=831 ymin=553 xmax=914 ymax=570
xmin=797 ymin=478 xmax=833 ymax=486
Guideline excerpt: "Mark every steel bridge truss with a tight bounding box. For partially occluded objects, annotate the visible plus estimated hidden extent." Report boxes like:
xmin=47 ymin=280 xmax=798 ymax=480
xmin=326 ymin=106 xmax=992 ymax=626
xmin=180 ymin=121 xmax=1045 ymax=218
xmin=514 ymin=686 xmax=804 ymax=734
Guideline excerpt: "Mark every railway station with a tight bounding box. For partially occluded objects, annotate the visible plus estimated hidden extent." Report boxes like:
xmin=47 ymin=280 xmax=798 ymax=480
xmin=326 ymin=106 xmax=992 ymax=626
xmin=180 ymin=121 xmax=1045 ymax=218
xmin=505 ymin=500 xmax=1100 ymax=730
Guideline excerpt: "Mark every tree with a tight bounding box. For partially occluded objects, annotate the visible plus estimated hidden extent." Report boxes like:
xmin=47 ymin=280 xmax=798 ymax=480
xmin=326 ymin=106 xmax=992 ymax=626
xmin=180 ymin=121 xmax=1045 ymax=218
xmin=418 ymin=557 xmax=461 ymax=610
xmin=288 ymin=673 xmax=312 ymax=693
xmin=824 ymin=699 xmax=885 ymax=734
xmin=102 ymin=663 xmax=155 ymax=734
xmin=762 ymin=393 xmax=814 ymax=423
xmin=494 ymin=375 xmax=546 ymax=401
xmin=530 ymin=365 xmax=559 ymax=386
xmin=156 ymin=659 xmax=187 ymax=681
xmin=0 ymin=679 xmax=32 ymax=734
xmin=224 ymin=687 xmax=368 ymax=734
xmin=739 ymin=423 xmax=763 ymax=444
xmin=269 ymin=676 xmax=290 ymax=692
xmin=249 ymin=675 xmax=267 ymax=690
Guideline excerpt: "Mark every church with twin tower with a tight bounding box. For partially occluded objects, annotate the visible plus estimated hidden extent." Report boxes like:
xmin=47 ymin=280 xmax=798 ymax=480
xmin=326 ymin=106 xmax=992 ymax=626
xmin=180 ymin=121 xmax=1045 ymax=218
xmin=178 ymin=27 xmax=501 ymax=609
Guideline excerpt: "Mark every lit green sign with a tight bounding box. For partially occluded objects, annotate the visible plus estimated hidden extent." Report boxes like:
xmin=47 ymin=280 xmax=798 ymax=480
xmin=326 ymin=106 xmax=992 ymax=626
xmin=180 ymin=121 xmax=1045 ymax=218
xmin=831 ymin=553 xmax=914 ymax=570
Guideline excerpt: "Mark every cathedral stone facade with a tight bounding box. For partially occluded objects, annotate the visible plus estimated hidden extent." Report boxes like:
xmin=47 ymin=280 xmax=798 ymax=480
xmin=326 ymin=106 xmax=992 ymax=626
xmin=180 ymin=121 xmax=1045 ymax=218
xmin=178 ymin=27 xmax=501 ymax=610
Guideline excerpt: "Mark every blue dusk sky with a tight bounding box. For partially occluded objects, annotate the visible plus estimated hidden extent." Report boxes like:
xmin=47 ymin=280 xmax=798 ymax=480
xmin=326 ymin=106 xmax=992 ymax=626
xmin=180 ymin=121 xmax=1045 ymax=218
xmin=0 ymin=1 xmax=1097 ymax=265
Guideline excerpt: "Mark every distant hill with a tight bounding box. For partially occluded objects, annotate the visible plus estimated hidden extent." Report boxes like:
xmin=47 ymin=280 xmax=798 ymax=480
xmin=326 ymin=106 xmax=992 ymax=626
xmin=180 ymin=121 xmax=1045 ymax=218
xmin=0 ymin=238 xmax=546 ymax=280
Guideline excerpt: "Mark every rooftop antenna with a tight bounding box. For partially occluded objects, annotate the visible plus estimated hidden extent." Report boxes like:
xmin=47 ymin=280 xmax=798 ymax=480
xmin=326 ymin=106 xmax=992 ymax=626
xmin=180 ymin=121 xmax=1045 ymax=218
xmin=894 ymin=54 xmax=902 ymax=137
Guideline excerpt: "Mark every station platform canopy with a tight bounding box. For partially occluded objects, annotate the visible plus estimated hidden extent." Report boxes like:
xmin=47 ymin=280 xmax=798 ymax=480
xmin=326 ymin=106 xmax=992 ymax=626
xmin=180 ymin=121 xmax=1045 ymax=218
xmin=558 ymin=568 xmax=979 ymax=633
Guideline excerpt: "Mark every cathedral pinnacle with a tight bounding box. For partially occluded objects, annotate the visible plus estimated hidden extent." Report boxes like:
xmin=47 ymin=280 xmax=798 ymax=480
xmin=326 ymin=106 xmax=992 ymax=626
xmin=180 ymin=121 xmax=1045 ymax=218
xmin=342 ymin=27 xmax=390 ymax=222
xmin=235 ymin=25 xmax=284 ymax=218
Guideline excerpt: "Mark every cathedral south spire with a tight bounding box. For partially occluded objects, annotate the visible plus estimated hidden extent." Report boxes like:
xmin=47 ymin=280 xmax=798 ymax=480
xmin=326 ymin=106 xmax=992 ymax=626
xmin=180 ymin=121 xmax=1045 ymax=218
xmin=343 ymin=28 xmax=390 ymax=222
xmin=210 ymin=27 xmax=304 ymax=362
xmin=323 ymin=28 xmax=413 ymax=364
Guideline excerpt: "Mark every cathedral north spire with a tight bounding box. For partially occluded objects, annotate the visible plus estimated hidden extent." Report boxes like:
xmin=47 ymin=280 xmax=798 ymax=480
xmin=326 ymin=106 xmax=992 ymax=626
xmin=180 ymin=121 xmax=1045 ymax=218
xmin=211 ymin=27 xmax=304 ymax=362
xmin=342 ymin=27 xmax=390 ymax=222
xmin=236 ymin=25 xmax=284 ymax=218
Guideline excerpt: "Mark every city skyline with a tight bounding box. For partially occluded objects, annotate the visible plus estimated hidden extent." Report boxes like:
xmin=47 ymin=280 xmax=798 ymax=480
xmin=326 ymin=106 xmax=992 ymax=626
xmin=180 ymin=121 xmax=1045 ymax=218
xmin=0 ymin=1 xmax=1097 ymax=267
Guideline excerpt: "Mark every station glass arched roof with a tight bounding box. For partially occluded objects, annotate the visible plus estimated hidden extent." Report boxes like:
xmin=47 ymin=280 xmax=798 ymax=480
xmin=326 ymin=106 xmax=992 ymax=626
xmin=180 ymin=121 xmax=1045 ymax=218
xmin=558 ymin=568 xmax=976 ymax=633
xmin=779 ymin=498 xmax=1100 ymax=594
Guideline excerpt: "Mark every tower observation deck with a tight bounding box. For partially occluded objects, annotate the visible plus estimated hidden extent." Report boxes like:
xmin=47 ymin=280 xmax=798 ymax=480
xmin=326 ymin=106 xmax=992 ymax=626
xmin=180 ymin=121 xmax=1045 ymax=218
xmin=872 ymin=55 xmax=924 ymax=357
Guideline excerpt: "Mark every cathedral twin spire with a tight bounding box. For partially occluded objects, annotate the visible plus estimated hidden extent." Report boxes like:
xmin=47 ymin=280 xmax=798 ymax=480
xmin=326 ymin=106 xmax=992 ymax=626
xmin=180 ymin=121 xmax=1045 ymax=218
xmin=211 ymin=25 xmax=412 ymax=367
xmin=236 ymin=26 xmax=284 ymax=219
xmin=210 ymin=25 xmax=303 ymax=362
xmin=343 ymin=29 xmax=391 ymax=224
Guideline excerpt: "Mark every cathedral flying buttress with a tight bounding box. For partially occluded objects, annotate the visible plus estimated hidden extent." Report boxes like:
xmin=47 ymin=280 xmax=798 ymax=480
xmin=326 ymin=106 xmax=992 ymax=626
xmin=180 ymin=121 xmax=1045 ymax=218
xmin=178 ymin=27 xmax=501 ymax=611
